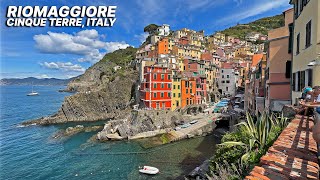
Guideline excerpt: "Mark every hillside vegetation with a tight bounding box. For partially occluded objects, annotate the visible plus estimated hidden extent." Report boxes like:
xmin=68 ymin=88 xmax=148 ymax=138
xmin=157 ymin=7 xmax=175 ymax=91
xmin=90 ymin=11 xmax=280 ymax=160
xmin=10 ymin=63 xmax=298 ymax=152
xmin=220 ymin=14 xmax=284 ymax=39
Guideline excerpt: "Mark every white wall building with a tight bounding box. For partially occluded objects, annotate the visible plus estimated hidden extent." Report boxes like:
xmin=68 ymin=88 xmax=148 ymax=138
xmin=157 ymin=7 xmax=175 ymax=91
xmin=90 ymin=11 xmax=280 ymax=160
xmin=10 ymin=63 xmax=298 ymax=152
xmin=157 ymin=24 xmax=170 ymax=36
xmin=218 ymin=66 xmax=238 ymax=97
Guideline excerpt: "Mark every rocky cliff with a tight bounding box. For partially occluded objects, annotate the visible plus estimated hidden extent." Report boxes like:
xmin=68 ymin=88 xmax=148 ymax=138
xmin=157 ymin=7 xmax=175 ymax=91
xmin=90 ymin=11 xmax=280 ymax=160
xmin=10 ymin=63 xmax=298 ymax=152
xmin=97 ymin=110 xmax=187 ymax=140
xmin=23 ymin=47 xmax=139 ymax=125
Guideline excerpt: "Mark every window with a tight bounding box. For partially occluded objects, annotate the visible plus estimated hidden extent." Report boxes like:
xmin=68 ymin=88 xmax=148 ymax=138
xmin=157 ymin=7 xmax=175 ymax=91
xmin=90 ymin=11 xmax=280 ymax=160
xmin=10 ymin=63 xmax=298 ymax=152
xmin=161 ymin=83 xmax=164 ymax=88
xmin=153 ymin=74 xmax=157 ymax=79
xmin=190 ymin=89 xmax=193 ymax=94
xmin=168 ymin=92 xmax=171 ymax=97
xmin=178 ymin=93 xmax=181 ymax=98
xmin=227 ymin=75 xmax=230 ymax=78
xmin=221 ymin=70 xmax=224 ymax=73
xmin=221 ymin=81 xmax=225 ymax=83
xmin=161 ymin=74 xmax=164 ymax=80
xmin=297 ymin=72 xmax=301 ymax=91
xmin=168 ymin=74 xmax=171 ymax=80
xmin=292 ymin=73 xmax=296 ymax=91
xmin=153 ymin=83 xmax=157 ymax=88
xmin=222 ymin=75 xmax=224 ymax=78
xmin=285 ymin=61 xmax=291 ymax=78
xmin=288 ymin=23 xmax=294 ymax=53
xmin=226 ymin=87 xmax=228 ymax=91
xmin=308 ymin=69 xmax=313 ymax=87
xmin=154 ymin=93 xmax=157 ymax=98
xmin=187 ymin=98 xmax=189 ymax=105
xmin=161 ymin=92 xmax=164 ymax=98
xmin=186 ymin=89 xmax=188 ymax=93
xmin=300 ymin=71 xmax=305 ymax=91
xmin=306 ymin=20 xmax=311 ymax=48
xmin=173 ymin=93 xmax=176 ymax=98
xmin=294 ymin=1 xmax=299 ymax=18
xmin=173 ymin=85 xmax=176 ymax=89
xmin=178 ymin=85 xmax=180 ymax=89
xmin=296 ymin=33 xmax=300 ymax=55
xmin=168 ymin=84 xmax=171 ymax=89
xmin=226 ymin=80 xmax=230 ymax=83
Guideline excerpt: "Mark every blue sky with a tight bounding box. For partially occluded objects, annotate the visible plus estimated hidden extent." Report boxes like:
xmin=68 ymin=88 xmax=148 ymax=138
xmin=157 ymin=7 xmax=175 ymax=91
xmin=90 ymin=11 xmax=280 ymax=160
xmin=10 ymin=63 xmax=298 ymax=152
xmin=0 ymin=0 xmax=291 ymax=79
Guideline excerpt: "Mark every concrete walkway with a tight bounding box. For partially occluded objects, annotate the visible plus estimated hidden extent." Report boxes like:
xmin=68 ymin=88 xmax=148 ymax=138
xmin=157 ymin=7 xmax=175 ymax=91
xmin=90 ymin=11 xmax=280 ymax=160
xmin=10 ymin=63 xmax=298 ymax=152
xmin=245 ymin=115 xmax=319 ymax=180
xmin=169 ymin=113 xmax=219 ymax=142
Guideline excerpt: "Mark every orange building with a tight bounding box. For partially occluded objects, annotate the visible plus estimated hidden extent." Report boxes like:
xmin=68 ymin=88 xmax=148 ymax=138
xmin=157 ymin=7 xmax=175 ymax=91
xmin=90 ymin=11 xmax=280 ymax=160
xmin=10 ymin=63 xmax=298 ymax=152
xmin=251 ymin=53 xmax=263 ymax=68
xmin=156 ymin=38 xmax=169 ymax=55
xmin=181 ymin=77 xmax=196 ymax=108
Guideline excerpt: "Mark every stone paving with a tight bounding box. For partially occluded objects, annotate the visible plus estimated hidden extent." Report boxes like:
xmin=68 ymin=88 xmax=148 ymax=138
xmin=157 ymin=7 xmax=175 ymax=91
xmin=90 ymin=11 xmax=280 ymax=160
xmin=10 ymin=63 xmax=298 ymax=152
xmin=245 ymin=115 xmax=319 ymax=180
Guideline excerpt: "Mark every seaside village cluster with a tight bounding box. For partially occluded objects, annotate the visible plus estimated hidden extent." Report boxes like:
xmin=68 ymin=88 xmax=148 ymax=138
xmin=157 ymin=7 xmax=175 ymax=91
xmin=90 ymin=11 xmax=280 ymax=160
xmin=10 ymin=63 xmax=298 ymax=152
xmin=134 ymin=7 xmax=320 ymax=115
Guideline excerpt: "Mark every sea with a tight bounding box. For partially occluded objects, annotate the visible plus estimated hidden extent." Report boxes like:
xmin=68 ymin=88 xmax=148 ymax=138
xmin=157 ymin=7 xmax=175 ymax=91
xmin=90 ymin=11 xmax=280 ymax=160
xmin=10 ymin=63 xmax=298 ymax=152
xmin=0 ymin=85 xmax=219 ymax=180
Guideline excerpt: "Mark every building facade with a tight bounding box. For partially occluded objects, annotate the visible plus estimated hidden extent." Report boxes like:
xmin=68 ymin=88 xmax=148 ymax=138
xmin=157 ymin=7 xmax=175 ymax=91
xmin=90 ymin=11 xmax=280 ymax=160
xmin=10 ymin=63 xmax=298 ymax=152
xmin=265 ymin=8 xmax=293 ymax=112
xmin=140 ymin=66 xmax=172 ymax=110
xmin=290 ymin=0 xmax=320 ymax=104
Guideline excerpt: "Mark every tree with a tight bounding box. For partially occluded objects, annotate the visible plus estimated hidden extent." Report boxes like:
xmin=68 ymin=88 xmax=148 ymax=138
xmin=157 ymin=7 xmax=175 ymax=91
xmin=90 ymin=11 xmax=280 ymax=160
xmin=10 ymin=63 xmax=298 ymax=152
xmin=143 ymin=24 xmax=159 ymax=34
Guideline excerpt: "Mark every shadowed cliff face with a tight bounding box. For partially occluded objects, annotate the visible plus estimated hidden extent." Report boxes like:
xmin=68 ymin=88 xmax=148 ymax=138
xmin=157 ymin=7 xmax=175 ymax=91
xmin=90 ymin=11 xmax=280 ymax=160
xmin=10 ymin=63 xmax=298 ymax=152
xmin=23 ymin=47 xmax=139 ymax=125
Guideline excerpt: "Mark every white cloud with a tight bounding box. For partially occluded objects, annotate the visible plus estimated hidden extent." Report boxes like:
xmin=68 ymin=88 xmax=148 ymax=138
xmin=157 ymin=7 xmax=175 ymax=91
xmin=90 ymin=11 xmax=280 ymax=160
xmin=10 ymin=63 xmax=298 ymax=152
xmin=76 ymin=29 xmax=99 ymax=39
xmin=40 ymin=62 xmax=86 ymax=72
xmin=34 ymin=29 xmax=131 ymax=63
xmin=105 ymin=41 xmax=130 ymax=52
xmin=134 ymin=32 xmax=149 ymax=43
xmin=216 ymin=0 xmax=290 ymax=25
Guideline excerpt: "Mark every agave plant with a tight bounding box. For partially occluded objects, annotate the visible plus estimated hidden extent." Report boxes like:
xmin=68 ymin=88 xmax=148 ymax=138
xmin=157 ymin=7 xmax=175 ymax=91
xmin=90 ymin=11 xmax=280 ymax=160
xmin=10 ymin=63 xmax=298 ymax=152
xmin=219 ymin=112 xmax=272 ymax=163
xmin=270 ymin=113 xmax=290 ymax=129
xmin=211 ymin=160 xmax=248 ymax=180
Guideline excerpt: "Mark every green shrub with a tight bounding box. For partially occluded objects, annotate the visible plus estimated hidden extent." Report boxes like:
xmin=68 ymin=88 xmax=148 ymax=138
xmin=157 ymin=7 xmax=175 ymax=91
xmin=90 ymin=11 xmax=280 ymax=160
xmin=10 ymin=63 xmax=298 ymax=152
xmin=209 ymin=112 xmax=290 ymax=179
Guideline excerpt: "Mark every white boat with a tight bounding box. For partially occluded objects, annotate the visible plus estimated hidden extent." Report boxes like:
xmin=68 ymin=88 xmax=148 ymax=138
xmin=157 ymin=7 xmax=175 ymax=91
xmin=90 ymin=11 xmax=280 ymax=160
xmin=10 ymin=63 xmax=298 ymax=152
xmin=27 ymin=92 xmax=39 ymax=96
xmin=190 ymin=120 xmax=198 ymax=124
xmin=27 ymin=84 xmax=39 ymax=96
xmin=139 ymin=166 xmax=159 ymax=175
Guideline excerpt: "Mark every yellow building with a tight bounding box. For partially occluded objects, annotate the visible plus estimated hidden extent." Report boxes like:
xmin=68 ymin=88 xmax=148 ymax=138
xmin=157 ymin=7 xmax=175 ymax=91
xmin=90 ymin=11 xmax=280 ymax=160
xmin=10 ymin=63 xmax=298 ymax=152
xmin=290 ymin=0 xmax=320 ymax=104
xmin=178 ymin=58 xmax=185 ymax=71
xmin=171 ymin=74 xmax=182 ymax=110
xmin=189 ymin=38 xmax=201 ymax=47
xmin=207 ymin=36 xmax=218 ymax=50
xmin=214 ymin=32 xmax=225 ymax=43
xmin=235 ymin=46 xmax=251 ymax=57
xmin=168 ymin=38 xmax=175 ymax=52
xmin=172 ymin=45 xmax=201 ymax=59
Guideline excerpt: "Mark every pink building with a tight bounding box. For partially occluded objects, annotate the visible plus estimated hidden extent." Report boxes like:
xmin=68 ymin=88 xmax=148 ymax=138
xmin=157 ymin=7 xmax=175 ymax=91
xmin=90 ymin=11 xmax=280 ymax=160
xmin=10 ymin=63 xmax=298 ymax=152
xmin=196 ymin=77 xmax=207 ymax=104
xmin=265 ymin=8 xmax=293 ymax=112
xmin=216 ymin=47 xmax=225 ymax=58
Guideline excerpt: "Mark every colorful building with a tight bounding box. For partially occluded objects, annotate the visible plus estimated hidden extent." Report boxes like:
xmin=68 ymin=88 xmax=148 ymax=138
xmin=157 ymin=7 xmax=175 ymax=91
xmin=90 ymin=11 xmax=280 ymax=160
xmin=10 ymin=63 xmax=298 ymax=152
xmin=156 ymin=38 xmax=169 ymax=55
xmin=140 ymin=66 xmax=172 ymax=110
xmin=290 ymin=0 xmax=320 ymax=104
xmin=265 ymin=8 xmax=293 ymax=112
xmin=196 ymin=77 xmax=207 ymax=104
xmin=171 ymin=73 xmax=182 ymax=110
xmin=181 ymin=77 xmax=196 ymax=108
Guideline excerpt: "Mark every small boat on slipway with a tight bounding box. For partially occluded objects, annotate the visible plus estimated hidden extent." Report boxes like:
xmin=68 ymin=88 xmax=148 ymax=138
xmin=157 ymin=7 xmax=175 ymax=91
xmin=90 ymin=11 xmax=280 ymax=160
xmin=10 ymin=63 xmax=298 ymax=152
xmin=139 ymin=166 xmax=159 ymax=175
